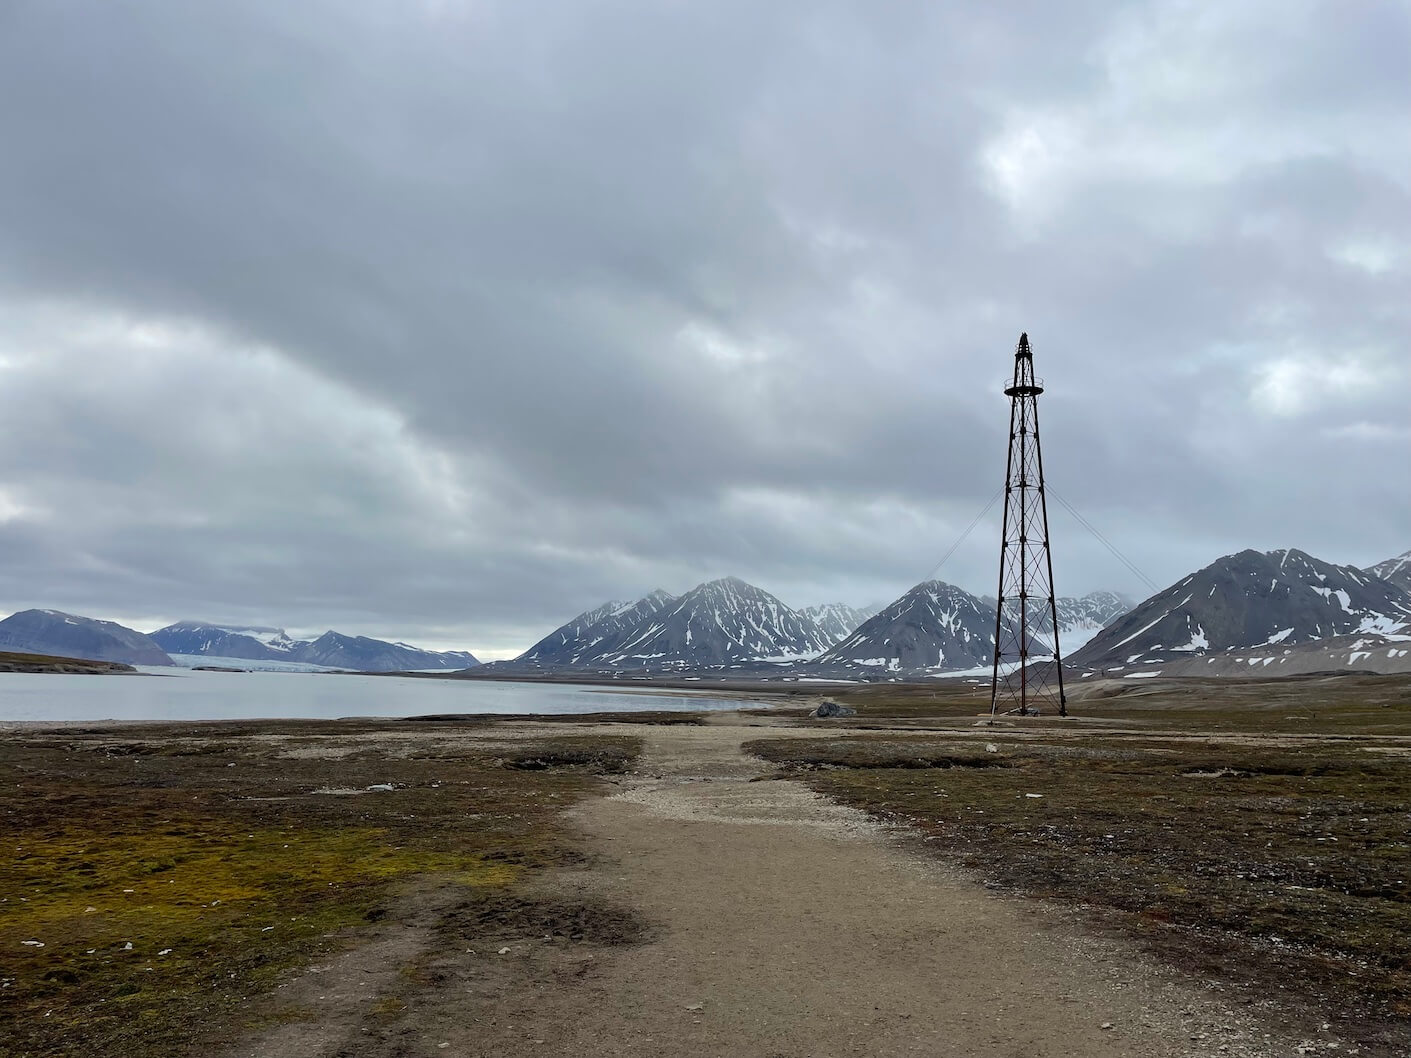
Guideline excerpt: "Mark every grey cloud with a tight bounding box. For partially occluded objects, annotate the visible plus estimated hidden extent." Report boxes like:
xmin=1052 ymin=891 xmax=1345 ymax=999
xmin=0 ymin=0 xmax=1406 ymax=656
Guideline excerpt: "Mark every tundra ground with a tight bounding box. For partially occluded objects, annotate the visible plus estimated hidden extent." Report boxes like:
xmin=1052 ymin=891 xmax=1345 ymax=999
xmin=2 ymin=672 xmax=1407 ymax=1057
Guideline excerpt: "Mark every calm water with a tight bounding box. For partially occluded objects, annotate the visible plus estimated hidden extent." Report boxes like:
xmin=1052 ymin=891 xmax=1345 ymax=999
xmin=0 ymin=668 xmax=755 ymax=723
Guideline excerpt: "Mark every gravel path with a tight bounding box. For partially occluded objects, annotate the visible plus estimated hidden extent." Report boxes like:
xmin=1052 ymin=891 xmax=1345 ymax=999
xmin=450 ymin=720 xmax=1307 ymax=1058
xmin=225 ymin=718 xmax=1323 ymax=1057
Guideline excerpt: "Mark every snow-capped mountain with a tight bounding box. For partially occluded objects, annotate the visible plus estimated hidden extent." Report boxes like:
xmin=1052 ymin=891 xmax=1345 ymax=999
xmin=503 ymin=578 xmax=1126 ymax=677
xmin=0 ymin=609 xmax=175 ymax=666
xmin=583 ymin=577 xmax=834 ymax=668
xmin=293 ymin=631 xmax=479 ymax=671
xmin=1009 ymin=591 xmax=1133 ymax=651
xmin=517 ymin=599 xmax=633 ymax=665
xmin=562 ymin=591 xmax=682 ymax=665
xmin=1070 ymin=548 xmax=1411 ymax=674
xmin=818 ymin=581 xmax=999 ymax=673
xmin=1056 ymin=591 xmax=1131 ymax=633
xmin=515 ymin=591 xmax=677 ymax=667
xmin=151 ymin=621 xmax=479 ymax=671
xmin=150 ymin=622 xmax=301 ymax=661
xmin=800 ymin=603 xmax=877 ymax=646
xmin=408 ymin=646 xmax=481 ymax=669
xmin=1366 ymin=549 xmax=1411 ymax=593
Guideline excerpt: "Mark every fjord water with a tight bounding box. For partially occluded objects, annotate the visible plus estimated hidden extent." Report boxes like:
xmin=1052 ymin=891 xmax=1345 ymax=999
xmin=0 ymin=668 xmax=749 ymax=723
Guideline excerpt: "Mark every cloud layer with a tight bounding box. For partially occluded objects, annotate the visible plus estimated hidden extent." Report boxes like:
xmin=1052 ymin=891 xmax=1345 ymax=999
xmin=2 ymin=1 xmax=1407 ymax=656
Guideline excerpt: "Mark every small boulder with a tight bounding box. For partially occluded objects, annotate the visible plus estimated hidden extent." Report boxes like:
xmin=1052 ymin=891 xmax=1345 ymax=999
xmin=810 ymin=700 xmax=856 ymax=719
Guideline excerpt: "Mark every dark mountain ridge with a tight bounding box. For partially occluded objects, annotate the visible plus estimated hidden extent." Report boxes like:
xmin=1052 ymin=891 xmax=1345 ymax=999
xmin=0 ymin=610 xmax=174 ymax=667
xmin=292 ymin=631 xmax=479 ymax=671
xmin=800 ymin=603 xmax=877 ymax=645
xmin=150 ymin=622 xmax=301 ymax=661
xmin=503 ymin=578 xmax=839 ymax=672
xmin=1366 ymin=549 xmax=1411 ymax=593
xmin=516 ymin=599 xmax=632 ymax=666
xmin=819 ymin=580 xmax=1001 ymax=673
xmin=151 ymin=621 xmax=479 ymax=671
xmin=516 ymin=591 xmax=677 ymax=668
xmin=1071 ymin=548 xmax=1411 ymax=674
xmin=502 ymin=579 xmax=1132 ymax=678
xmin=588 ymin=577 xmax=834 ymax=668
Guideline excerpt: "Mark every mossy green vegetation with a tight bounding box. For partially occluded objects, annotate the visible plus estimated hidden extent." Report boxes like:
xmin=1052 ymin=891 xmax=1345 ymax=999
xmin=1 ymin=720 xmax=639 ymax=1058
xmin=748 ymin=728 xmax=1411 ymax=1051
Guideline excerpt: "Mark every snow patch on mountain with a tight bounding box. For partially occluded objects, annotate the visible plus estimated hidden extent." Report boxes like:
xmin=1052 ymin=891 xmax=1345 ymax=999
xmin=819 ymin=581 xmax=999 ymax=672
xmin=151 ymin=621 xmax=479 ymax=671
xmin=800 ymin=603 xmax=878 ymax=646
xmin=593 ymin=577 xmax=833 ymax=668
xmin=1071 ymin=548 xmax=1411 ymax=674
xmin=516 ymin=591 xmax=678 ymax=667
xmin=1365 ymin=548 xmax=1411 ymax=593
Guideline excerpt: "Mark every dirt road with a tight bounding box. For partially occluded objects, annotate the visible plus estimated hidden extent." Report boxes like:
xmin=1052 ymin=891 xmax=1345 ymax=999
xmin=230 ymin=719 xmax=1315 ymax=1057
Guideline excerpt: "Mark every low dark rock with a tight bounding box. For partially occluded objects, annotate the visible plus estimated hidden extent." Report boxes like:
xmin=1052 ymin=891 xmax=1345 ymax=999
xmin=0 ymin=649 xmax=137 ymax=674
xmin=810 ymin=700 xmax=856 ymax=718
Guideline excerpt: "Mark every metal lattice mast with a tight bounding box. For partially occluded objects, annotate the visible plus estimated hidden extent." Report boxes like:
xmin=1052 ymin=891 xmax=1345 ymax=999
xmin=990 ymin=333 xmax=1067 ymax=717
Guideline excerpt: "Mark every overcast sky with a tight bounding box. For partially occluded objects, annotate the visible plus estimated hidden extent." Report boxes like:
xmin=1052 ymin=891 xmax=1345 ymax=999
xmin=1 ymin=1 xmax=1407 ymax=658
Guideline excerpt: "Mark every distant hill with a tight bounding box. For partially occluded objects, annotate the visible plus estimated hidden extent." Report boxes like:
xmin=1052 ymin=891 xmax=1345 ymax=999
xmin=0 ymin=610 xmax=174 ymax=667
xmin=1070 ymin=548 xmax=1411 ymax=675
xmin=150 ymin=621 xmax=480 ymax=672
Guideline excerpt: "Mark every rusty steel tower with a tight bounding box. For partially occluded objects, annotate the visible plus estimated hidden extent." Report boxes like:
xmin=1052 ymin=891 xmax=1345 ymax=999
xmin=990 ymin=333 xmax=1067 ymax=717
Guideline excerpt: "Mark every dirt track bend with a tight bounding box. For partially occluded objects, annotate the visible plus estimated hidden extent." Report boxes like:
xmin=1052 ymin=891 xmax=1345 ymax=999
xmin=229 ymin=718 xmax=1317 ymax=1058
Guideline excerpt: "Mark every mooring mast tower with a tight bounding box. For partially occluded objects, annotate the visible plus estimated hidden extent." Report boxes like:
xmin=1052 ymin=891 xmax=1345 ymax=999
xmin=990 ymin=333 xmax=1067 ymax=717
